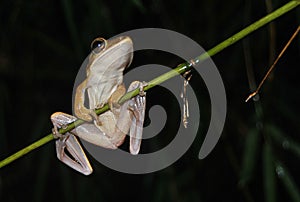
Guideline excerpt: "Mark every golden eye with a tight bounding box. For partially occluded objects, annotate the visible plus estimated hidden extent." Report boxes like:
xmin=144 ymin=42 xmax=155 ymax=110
xmin=90 ymin=38 xmax=106 ymax=53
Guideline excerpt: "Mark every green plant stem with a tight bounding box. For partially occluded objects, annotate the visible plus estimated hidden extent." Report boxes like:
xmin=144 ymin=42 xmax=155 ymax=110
xmin=0 ymin=134 xmax=54 ymax=168
xmin=276 ymin=161 xmax=300 ymax=202
xmin=0 ymin=0 xmax=299 ymax=169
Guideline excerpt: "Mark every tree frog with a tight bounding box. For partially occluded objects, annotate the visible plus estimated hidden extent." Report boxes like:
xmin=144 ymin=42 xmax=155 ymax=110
xmin=51 ymin=36 xmax=146 ymax=175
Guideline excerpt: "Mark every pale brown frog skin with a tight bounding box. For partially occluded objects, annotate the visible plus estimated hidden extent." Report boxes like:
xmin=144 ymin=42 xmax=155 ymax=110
xmin=51 ymin=36 xmax=146 ymax=175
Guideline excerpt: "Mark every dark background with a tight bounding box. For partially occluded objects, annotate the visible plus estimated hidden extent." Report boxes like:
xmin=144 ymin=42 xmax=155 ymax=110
xmin=0 ymin=0 xmax=299 ymax=201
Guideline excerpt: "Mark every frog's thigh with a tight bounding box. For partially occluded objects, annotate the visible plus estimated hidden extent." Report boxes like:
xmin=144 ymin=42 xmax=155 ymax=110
xmin=75 ymin=123 xmax=117 ymax=149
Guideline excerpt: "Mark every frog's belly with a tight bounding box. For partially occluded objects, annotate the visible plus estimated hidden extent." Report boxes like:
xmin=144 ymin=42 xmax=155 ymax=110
xmin=87 ymin=85 xmax=118 ymax=109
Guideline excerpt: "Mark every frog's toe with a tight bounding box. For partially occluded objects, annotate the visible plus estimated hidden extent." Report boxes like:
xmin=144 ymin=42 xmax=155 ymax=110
xmin=128 ymin=88 xmax=146 ymax=120
xmin=139 ymin=81 xmax=148 ymax=96
xmin=128 ymin=81 xmax=146 ymax=110
xmin=127 ymin=81 xmax=147 ymax=96
xmin=52 ymin=127 xmax=62 ymax=139
xmin=133 ymin=95 xmax=146 ymax=112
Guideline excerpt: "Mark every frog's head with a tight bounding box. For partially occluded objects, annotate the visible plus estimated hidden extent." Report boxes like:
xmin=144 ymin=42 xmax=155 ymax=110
xmin=86 ymin=36 xmax=133 ymax=77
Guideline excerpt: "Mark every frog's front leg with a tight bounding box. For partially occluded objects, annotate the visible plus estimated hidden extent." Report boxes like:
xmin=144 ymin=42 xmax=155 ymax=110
xmin=51 ymin=112 xmax=93 ymax=175
xmin=74 ymin=80 xmax=98 ymax=122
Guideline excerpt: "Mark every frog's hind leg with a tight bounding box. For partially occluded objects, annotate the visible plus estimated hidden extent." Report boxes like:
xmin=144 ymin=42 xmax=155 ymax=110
xmin=56 ymin=133 xmax=93 ymax=175
xmin=51 ymin=112 xmax=93 ymax=175
xmin=75 ymin=122 xmax=118 ymax=149
xmin=127 ymin=81 xmax=147 ymax=155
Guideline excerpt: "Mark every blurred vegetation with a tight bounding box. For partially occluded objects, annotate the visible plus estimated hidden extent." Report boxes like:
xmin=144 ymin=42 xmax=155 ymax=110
xmin=0 ymin=0 xmax=299 ymax=201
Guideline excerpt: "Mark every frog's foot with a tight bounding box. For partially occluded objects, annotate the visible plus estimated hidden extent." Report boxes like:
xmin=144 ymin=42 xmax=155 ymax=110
xmin=74 ymin=105 xmax=98 ymax=122
xmin=50 ymin=112 xmax=93 ymax=175
xmin=127 ymin=81 xmax=147 ymax=154
xmin=56 ymin=133 xmax=93 ymax=175
xmin=81 ymin=109 xmax=101 ymax=127
xmin=51 ymin=112 xmax=77 ymax=139
xmin=128 ymin=82 xmax=146 ymax=121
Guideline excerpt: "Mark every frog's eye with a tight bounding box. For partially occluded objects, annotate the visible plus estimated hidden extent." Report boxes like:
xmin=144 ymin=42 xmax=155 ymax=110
xmin=91 ymin=38 xmax=106 ymax=53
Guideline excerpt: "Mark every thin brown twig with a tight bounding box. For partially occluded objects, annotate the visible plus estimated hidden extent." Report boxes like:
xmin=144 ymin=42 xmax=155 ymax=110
xmin=245 ymin=25 xmax=300 ymax=102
